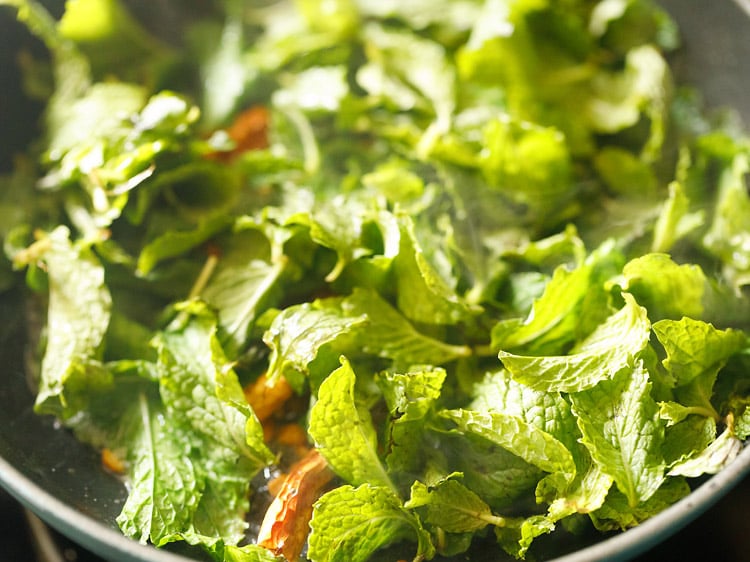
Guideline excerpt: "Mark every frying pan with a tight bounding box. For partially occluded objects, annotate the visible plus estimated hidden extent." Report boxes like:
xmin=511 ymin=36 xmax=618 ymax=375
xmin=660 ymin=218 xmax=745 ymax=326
xmin=1 ymin=1 xmax=749 ymax=561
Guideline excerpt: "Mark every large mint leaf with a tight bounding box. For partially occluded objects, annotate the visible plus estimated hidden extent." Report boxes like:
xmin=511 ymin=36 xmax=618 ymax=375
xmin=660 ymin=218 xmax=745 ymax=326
xmin=116 ymin=392 xmax=200 ymax=547
xmin=499 ymin=292 xmax=650 ymax=392
xmin=569 ymin=362 xmax=665 ymax=507
xmin=406 ymin=475 xmax=506 ymax=533
xmin=468 ymin=369 xmax=580 ymax=451
xmin=308 ymin=358 xmax=396 ymax=493
xmin=653 ymin=317 xmax=747 ymax=386
xmin=437 ymin=430 xmax=542 ymax=510
xmin=308 ymin=484 xmax=434 ymax=562
xmin=32 ymin=227 xmax=113 ymax=418
xmin=156 ymin=304 xmax=273 ymax=466
xmin=441 ymin=408 xmax=576 ymax=497
xmin=153 ymin=304 xmax=273 ymax=545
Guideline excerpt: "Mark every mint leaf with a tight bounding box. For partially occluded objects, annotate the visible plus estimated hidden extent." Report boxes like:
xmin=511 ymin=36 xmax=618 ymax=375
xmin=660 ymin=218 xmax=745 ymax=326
xmin=219 ymin=544 xmax=284 ymax=562
xmin=437 ymin=430 xmax=543 ymax=510
xmin=148 ymin=304 xmax=273 ymax=545
xmin=668 ymin=426 xmax=743 ymax=478
xmin=441 ymin=408 xmax=576 ymax=497
xmin=116 ymin=392 xmax=200 ymax=547
xmin=662 ymin=415 xmax=716 ymax=468
xmin=590 ymin=477 xmax=690 ymax=532
xmin=340 ymin=288 xmax=472 ymax=366
xmin=491 ymin=256 xmax=592 ymax=354
xmin=652 ymin=181 xmax=704 ymax=253
xmin=201 ymin=225 xmax=288 ymax=353
xmin=406 ymin=475 xmax=505 ymax=533
xmin=308 ymin=484 xmax=434 ymax=562
xmin=136 ymin=215 xmax=230 ymax=276
xmin=30 ymin=227 xmax=113 ymax=418
xmin=263 ymin=303 xmax=367 ymax=389
xmin=569 ymin=361 xmax=665 ymax=507
xmin=217 ymin=544 xmax=283 ymax=562
xmin=547 ymin=459 xmax=613 ymax=520
xmin=377 ymin=368 xmax=446 ymax=475
xmin=499 ymin=292 xmax=651 ymax=392
xmin=308 ymin=358 xmax=396 ymax=493
xmin=393 ymin=214 xmax=480 ymax=325
xmin=653 ymin=317 xmax=747 ymax=386
xmin=617 ymin=254 xmax=707 ymax=322
xmin=703 ymin=153 xmax=750 ymax=289
xmin=468 ymin=369 xmax=580 ymax=450
xmin=156 ymin=304 xmax=273 ymax=467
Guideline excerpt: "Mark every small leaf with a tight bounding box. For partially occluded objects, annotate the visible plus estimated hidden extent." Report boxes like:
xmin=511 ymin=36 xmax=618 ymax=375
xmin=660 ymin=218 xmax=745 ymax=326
xmin=668 ymin=426 xmax=743 ymax=478
xmin=308 ymin=358 xmax=396 ymax=493
xmin=308 ymin=484 xmax=434 ymax=562
xmin=406 ymin=476 xmax=504 ymax=533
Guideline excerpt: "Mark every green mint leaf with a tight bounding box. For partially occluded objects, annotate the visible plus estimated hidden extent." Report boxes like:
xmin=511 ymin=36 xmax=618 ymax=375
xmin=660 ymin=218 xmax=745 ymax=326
xmin=377 ymin=368 xmax=446 ymax=475
xmin=547 ymin=459 xmax=613 ymax=520
xmin=116 ymin=391 xmax=200 ymax=547
xmin=667 ymin=426 xmax=743 ymax=478
xmin=499 ymin=292 xmax=651 ymax=392
xmin=201 ymin=226 xmax=287 ymax=354
xmin=441 ymin=408 xmax=576 ymax=498
xmin=436 ymin=430 xmax=543 ymax=510
xmin=662 ymin=415 xmax=716 ymax=468
xmin=618 ymin=253 xmax=707 ymax=322
xmin=703 ymin=153 xmax=750 ymax=290
xmin=494 ymin=514 xmax=555 ymax=560
xmin=263 ymin=302 xmax=368 ymax=390
xmin=341 ymin=288 xmax=472 ymax=366
xmin=393 ymin=214 xmax=480 ymax=325
xmin=652 ymin=181 xmax=705 ymax=253
xmin=590 ymin=477 xmax=690 ymax=532
xmin=285 ymin=203 xmax=371 ymax=283
xmin=308 ymin=484 xmax=434 ymax=562
xmin=653 ymin=317 xmax=747 ymax=386
xmin=406 ymin=475 xmax=505 ymax=533
xmin=308 ymin=357 xmax=396 ymax=493
xmin=569 ymin=361 xmax=665 ymax=507
xmin=156 ymin=303 xmax=274 ymax=467
xmin=360 ymin=22 xmax=455 ymax=144
xmin=136 ymin=215 xmax=230 ymax=276
xmin=468 ymin=369 xmax=580 ymax=451
xmin=219 ymin=543 xmax=284 ymax=562
xmin=31 ymin=227 xmax=113 ymax=418
xmin=491 ymin=257 xmax=591 ymax=354
xmin=153 ymin=305 xmax=273 ymax=545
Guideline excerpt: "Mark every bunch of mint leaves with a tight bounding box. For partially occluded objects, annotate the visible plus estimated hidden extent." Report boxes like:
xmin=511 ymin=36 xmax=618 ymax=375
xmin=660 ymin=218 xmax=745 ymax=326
xmin=2 ymin=0 xmax=750 ymax=561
